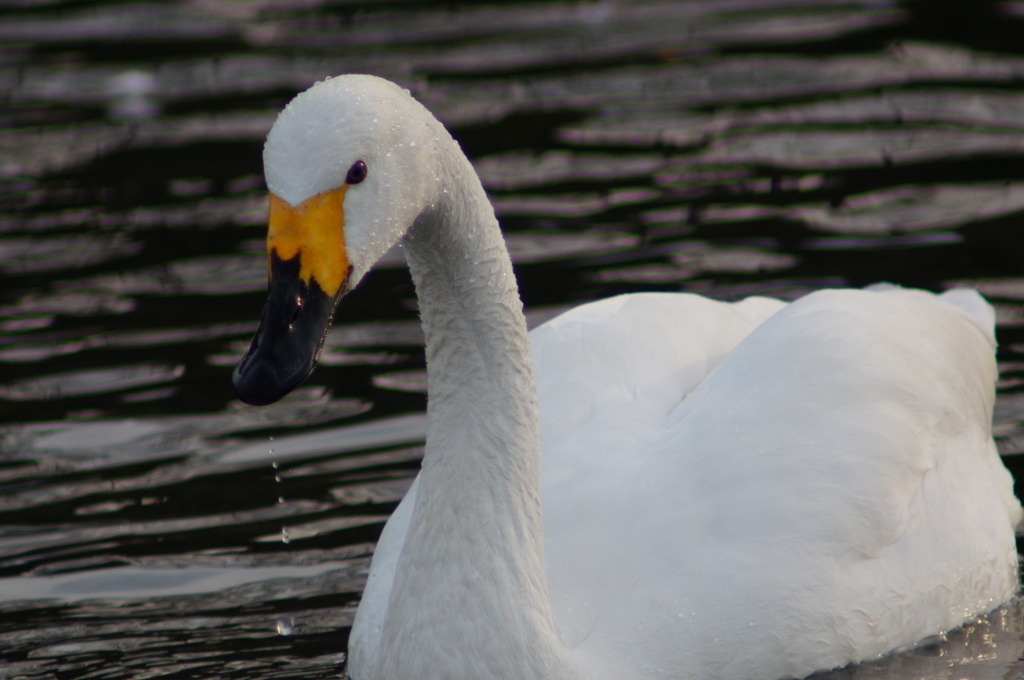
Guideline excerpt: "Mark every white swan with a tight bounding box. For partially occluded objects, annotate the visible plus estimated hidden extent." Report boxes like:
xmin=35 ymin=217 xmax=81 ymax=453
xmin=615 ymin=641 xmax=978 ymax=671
xmin=232 ymin=74 xmax=1022 ymax=680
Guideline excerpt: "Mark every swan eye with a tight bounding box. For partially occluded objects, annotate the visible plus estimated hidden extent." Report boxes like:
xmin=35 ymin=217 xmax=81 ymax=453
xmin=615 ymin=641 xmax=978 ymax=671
xmin=346 ymin=160 xmax=368 ymax=185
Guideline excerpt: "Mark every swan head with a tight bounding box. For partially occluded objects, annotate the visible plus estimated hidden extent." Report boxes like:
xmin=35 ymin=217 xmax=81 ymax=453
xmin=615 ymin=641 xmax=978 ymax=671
xmin=233 ymin=74 xmax=437 ymax=405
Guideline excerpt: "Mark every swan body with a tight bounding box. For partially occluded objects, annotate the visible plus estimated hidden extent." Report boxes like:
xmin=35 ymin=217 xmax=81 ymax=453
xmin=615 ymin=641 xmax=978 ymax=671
xmin=232 ymin=74 xmax=1021 ymax=680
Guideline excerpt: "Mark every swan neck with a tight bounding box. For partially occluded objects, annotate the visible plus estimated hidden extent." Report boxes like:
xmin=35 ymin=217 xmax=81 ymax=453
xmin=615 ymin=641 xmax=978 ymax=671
xmin=374 ymin=141 xmax=575 ymax=677
xmin=403 ymin=143 xmax=541 ymax=538
xmin=404 ymin=143 xmax=539 ymax=462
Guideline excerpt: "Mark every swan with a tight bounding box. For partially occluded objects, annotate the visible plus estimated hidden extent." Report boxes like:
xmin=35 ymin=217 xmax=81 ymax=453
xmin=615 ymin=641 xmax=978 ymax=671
xmin=231 ymin=74 xmax=1022 ymax=680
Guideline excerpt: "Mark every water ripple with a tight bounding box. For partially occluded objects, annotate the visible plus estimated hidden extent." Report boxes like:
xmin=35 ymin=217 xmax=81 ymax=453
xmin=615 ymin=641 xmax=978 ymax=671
xmin=0 ymin=364 xmax=185 ymax=401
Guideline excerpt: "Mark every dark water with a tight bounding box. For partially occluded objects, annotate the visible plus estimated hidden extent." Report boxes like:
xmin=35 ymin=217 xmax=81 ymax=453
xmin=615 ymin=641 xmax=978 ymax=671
xmin=4 ymin=1 xmax=1024 ymax=678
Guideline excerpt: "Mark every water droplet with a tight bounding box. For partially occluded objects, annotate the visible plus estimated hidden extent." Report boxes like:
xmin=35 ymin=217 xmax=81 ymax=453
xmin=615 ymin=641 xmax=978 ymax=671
xmin=276 ymin=616 xmax=295 ymax=636
xmin=281 ymin=527 xmax=290 ymax=544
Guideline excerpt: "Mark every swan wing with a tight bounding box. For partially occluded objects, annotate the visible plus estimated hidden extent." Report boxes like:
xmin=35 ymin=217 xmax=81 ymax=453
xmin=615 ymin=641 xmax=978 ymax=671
xmin=531 ymin=292 xmax=788 ymax=457
xmin=535 ymin=287 xmax=1019 ymax=679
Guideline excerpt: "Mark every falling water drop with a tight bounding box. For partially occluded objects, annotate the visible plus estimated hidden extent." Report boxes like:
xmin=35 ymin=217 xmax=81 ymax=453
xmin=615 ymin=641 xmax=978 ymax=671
xmin=276 ymin=615 xmax=295 ymax=636
xmin=272 ymin=458 xmax=283 ymax=500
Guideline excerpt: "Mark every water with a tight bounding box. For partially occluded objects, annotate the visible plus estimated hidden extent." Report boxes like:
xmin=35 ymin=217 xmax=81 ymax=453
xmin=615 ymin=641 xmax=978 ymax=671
xmin=3 ymin=1 xmax=1024 ymax=678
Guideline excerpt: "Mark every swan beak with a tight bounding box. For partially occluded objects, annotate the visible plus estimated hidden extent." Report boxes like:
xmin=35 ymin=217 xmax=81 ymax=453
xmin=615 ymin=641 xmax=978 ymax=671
xmin=232 ymin=188 xmax=352 ymax=406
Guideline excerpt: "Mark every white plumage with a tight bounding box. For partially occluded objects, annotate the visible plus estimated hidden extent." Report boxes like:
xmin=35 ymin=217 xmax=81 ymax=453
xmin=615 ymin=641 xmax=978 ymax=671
xmin=255 ymin=74 xmax=1021 ymax=680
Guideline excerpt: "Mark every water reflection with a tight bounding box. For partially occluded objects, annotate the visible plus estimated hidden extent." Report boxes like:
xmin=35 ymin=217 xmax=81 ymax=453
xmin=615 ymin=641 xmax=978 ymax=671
xmin=4 ymin=0 xmax=1024 ymax=678
xmin=818 ymin=604 xmax=1024 ymax=680
xmin=0 ymin=363 xmax=184 ymax=401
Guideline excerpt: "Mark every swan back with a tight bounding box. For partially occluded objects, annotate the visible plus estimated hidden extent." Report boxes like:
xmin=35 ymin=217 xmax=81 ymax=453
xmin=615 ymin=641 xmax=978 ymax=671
xmin=532 ymin=287 xmax=1019 ymax=679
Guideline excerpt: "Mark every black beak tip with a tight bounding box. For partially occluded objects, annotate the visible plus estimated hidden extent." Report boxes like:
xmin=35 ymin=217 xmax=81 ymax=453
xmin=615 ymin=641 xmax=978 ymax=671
xmin=233 ymin=333 xmax=315 ymax=403
xmin=231 ymin=344 xmax=313 ymax=406
xmin=232 ymin=362 xmax=278 ymax=406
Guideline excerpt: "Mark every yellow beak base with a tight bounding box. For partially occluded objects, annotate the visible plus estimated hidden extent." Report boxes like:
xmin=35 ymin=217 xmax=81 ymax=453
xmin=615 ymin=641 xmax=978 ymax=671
xmin=267 ymin=187 xmax=351 ymax=297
